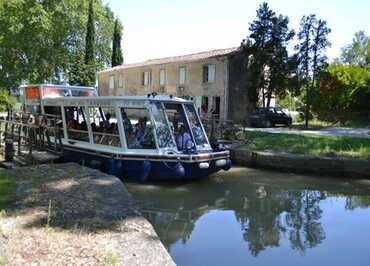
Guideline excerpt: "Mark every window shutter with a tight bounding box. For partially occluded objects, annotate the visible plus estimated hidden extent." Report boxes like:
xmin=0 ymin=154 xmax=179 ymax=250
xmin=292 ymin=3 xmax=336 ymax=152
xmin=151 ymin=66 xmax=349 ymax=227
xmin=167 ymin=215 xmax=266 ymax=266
xmin=160 ymin=69 xmax=166 ymax=86
xmin=179 ymin=67 xmax=186 ymax=85
xmin=203 ymin=66 xmax=208 ymax=83
xmin=208 ymin=65 xmax=215 ymax=83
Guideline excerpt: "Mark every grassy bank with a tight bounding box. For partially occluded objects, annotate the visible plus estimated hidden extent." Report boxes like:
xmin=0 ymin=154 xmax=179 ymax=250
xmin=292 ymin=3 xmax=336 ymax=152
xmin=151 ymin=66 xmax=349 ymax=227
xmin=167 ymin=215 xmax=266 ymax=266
xmin=0 ymin=170 xmax=17 ymax=210
xmin=243 ymin=131 xmax=370 ymax=159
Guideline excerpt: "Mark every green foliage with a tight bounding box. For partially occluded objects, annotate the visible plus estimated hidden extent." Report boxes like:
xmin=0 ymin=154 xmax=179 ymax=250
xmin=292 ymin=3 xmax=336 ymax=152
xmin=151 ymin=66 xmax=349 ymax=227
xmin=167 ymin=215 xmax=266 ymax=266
xmin=243 ymin=131 xmax=370 ymax=159
xmin=112 ymin=19 xmax=123 ymax=67
xmin=278 ymin=93 xmax=304 ymax=112
xmin=0 ymin=88 xmax=17 ymax=112
xmin=312 ymin=63 xmax=370 ymax=117
xmin=341 ymin=31 xmax=370 ymax=67
xmin=0 ymin=171 xmax=17 ymax=210
xmin=0 ymin=0 xmax=116 ymax=89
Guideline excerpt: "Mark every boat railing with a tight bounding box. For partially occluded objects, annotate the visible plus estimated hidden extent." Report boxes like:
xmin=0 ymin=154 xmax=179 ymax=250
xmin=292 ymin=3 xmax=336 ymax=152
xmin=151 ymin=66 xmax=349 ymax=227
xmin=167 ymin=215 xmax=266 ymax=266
xmin=0 ymin=111 xmax=64 ymax=158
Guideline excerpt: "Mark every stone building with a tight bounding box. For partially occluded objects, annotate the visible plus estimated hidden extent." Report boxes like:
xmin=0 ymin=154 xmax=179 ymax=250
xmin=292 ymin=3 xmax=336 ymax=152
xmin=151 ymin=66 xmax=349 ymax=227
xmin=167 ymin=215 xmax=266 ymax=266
xmin=97 ymin=47 xmax=250 ymax=122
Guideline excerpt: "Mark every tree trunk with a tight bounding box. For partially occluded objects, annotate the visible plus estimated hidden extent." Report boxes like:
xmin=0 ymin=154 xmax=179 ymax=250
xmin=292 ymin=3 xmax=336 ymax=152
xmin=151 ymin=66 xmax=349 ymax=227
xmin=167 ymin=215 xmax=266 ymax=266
xmin=266 ymin=88 xmax=273 ymax=107
xmin=305 ymin=85 xmax=309 ymax=128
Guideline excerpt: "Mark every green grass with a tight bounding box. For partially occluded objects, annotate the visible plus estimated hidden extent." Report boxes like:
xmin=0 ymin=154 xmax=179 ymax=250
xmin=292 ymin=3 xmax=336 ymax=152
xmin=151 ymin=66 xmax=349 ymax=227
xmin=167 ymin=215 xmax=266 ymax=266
xmin=243 ymin=131 xmax=370 ymax=159
xmin=0 ymin=170 xmax=17 ymax=210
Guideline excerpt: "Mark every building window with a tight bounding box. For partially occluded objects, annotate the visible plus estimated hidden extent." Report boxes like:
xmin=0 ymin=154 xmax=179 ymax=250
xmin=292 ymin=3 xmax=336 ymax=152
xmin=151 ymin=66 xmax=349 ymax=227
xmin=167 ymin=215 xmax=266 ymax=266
xmin=118 ymin=74 xmax=124 ymax=88
xmin=109 ymin=75 xmax=115 ymax=94
xmin=179 ymin=66 xmax=186 ymax=85
xmin=142 ymin=71 xmax=151 ymax=86
xmin=159 ymin=69 xmax=166 ymax=86
xmin=203 ymin=64 xmax=215 ymax=83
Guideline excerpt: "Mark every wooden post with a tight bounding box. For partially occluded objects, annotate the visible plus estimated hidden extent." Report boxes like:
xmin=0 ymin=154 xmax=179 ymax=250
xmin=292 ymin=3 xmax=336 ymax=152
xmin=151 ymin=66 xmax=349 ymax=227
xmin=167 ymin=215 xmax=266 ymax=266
xmin=28 ymin=127 xmax=33 ymax=157
xmin=53 ymin=117 xmax=58 ymax=152
xmin=57 ymin=126 xmax=63 ymax=153
xmin=5 ymin=138 xmax=14 ymax=161
xmin=11 ymin=123 xmax=14 ymax=140
xmin=0 ymin=120 xmax=2 ymax=147
xmin=17 ymin=125 xmax=21 ymax=155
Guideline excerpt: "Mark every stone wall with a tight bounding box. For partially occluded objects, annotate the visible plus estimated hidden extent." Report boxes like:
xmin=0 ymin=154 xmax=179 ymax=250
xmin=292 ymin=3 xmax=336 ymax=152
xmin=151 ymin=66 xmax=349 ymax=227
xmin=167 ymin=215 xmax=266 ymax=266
xmin=231 ymin=148 xmax=370 ymax=178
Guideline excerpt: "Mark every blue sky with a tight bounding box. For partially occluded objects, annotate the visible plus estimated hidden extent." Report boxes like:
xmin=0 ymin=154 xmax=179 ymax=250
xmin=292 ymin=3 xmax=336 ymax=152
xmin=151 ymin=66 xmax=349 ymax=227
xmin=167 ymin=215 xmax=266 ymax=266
xmin=102 ymin=0 xmax=370 ymax=64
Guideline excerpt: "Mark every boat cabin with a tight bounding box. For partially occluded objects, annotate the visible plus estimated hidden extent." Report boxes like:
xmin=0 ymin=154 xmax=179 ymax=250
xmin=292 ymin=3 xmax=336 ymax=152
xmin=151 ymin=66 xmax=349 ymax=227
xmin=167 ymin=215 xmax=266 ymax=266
xmin=41 ymin=95 xmax=212 ymax=155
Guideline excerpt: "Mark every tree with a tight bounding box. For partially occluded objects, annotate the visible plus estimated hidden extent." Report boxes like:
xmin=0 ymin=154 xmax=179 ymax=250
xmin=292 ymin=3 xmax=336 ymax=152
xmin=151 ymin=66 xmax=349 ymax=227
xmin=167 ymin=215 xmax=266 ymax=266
xmin=241 ymin=2 xmax=294 ymax=108
xmin=84 ymin=0 xmax=96 ymax=86
xmin=112 ymin=19 xmax=123 ymax=67
xmin=295 ymin=15 xmax=331 ymax=127
xmin=265 ymin=15 xmax=295 ymax=106
xmin=246 ymin=2 xmax=275 ymax=106
xmin=0 ymin=0 xmax=116 ymax=91
xmin=341 ymin=31 xmax=370 ymax=67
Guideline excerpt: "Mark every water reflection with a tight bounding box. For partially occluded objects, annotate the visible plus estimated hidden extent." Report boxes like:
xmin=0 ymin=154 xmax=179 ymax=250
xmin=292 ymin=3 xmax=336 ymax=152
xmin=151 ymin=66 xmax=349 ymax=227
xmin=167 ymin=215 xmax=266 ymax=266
xmin=126 ymin=168 xmax=370 ymax=265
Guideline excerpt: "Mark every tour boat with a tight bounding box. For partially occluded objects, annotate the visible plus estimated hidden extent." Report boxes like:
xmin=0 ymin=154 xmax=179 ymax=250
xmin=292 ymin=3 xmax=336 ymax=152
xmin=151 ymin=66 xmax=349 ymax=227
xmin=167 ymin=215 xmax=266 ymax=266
xmin=20 ymin=84 xmax=231 ymax=181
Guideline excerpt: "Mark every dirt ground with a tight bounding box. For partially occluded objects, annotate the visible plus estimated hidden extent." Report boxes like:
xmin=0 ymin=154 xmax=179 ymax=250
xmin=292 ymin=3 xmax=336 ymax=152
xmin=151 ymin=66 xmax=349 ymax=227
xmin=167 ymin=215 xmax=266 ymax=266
xmin=0 ymin=163 xmax=175 ymax=266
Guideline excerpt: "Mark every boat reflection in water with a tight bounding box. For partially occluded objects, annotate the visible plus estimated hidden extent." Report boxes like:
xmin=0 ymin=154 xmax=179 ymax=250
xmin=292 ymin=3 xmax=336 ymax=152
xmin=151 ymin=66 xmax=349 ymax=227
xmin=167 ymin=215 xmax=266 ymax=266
xmin=127 ymin=167 xmax=370 ymax=266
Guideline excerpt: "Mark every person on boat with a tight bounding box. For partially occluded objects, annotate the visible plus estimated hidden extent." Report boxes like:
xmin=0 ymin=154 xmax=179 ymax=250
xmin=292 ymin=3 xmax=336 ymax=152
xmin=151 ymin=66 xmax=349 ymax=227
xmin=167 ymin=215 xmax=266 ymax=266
xmin=122 ymin=111 xmax=133 ymax=134
xmin=67 ymin=118 xmax=78 ymax=129
xmin=91 ymin=122 xmax=97 ymax=132
xmin=176 ymin=125 xmax=192 ymax=151
xmin=104 ymin=113 xmax=111 ymax=128
xmin=132 ymin=117 xmax=153 ymax=148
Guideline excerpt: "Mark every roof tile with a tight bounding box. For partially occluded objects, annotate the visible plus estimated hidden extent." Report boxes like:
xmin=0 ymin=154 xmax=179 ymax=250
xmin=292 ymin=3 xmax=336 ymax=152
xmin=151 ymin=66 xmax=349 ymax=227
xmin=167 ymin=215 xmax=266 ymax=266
xmin=99 ymin=47 xmax=239 ymax=73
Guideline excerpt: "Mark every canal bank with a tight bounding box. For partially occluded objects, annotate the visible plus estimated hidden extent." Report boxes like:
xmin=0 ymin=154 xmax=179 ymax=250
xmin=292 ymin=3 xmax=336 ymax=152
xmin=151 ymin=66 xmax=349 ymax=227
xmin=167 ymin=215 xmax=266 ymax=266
xmin=231 ymin=148 xmax=370 ymax=178
xmin=0 ymin=163 xmax=175 ymax=266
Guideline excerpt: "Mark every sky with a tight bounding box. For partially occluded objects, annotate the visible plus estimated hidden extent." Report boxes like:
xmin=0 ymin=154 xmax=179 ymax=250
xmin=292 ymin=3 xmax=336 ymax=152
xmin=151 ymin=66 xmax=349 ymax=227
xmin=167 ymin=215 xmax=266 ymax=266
xmin=102 ymin=0 xmax=370 ymax=64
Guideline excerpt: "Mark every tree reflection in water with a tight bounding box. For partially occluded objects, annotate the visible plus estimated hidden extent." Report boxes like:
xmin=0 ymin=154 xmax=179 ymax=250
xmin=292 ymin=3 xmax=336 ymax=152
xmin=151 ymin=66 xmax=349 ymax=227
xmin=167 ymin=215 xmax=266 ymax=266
xmin=234 ymin=188 xmax=326 ymax=256
xmin=127 ymin=168 xmax=370 ymax=257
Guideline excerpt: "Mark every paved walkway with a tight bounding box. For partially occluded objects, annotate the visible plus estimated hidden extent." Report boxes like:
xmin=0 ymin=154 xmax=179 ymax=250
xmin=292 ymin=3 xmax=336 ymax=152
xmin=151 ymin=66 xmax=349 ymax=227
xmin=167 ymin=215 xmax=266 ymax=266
xmin=244 ymin=127 xmax=370 ymax=139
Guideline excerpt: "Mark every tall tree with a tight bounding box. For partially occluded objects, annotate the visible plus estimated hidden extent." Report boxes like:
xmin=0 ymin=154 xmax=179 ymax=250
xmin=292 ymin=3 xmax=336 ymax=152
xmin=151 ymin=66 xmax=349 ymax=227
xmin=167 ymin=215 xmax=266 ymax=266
xmin=241 ymin=2 xmax=294 ymax=108
xmin=265 ymin=15 xmax=295 ymax=106
xmin=84 ymin=0 xmax=96 ymax=86
xmin=296 ymin=15 xmax=330 ymax=127
xmin=341 ymin=31 xmax=370 ymax=67
xmin=112 ymin=19 xmax=123 ymax=67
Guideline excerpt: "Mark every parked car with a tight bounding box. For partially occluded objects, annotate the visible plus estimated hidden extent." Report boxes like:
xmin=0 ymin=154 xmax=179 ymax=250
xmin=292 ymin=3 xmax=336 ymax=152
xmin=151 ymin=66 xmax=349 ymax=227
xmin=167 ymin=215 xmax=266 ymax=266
xmin=249 ymin=107 xmax=292 ymax=127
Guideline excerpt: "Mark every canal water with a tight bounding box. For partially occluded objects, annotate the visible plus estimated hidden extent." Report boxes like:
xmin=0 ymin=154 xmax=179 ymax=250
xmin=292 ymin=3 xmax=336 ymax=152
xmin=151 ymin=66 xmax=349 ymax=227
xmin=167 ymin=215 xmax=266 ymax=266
xmin=126 ymin=167 xmax=370 ymax=266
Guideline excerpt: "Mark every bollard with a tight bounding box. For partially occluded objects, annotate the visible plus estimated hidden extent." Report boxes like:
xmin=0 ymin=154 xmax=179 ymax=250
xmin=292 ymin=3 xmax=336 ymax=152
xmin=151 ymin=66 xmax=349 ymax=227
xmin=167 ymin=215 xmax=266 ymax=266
xmin=5 ymin=138 xmax=14 ymax=161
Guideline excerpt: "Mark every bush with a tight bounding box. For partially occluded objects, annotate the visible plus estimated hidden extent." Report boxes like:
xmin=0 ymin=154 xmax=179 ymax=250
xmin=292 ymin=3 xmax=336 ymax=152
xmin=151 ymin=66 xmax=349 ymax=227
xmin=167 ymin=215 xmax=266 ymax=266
xmin=0 ymin=88 xmax=17 ymax=112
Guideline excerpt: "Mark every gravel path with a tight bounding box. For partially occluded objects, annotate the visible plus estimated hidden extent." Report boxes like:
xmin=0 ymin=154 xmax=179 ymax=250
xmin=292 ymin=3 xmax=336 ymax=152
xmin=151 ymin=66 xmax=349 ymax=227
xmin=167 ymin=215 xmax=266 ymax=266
xmin=244 ymin=127 xmax=370 ymax=139
xmin=0 ymin=163 xmax=175 ymax=266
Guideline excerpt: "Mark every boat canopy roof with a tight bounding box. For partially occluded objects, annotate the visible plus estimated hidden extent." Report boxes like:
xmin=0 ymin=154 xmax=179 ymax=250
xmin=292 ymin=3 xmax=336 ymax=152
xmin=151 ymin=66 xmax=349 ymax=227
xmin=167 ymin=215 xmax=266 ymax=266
xmin=42 ymin=95 xmax=193 ymax=107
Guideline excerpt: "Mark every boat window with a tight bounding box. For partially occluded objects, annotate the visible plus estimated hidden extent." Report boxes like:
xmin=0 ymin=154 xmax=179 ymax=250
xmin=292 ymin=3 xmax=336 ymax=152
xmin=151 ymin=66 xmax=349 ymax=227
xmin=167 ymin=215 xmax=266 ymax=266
xmin=184 ymin=104 xmax=209 ymax=148
xmin=164 ymin=103 xmax=193 ymax=151
xmin=87 ymin=107 xmax=121 ymax=147
xmin=148 ymin=102 xmax=176 ymax=149
xmin=64 ymin=106 xmax=89 ymax=142
xmin=121 ymin=108 xmax=155 ymax=149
